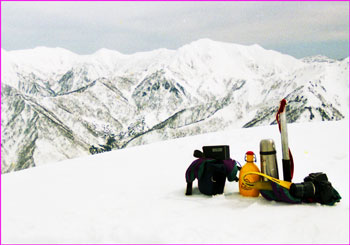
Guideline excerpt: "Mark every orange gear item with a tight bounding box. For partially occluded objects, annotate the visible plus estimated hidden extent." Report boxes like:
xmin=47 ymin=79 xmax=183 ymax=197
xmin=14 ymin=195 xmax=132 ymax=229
xmin=239 ymin=151 xmax=261 ymax=197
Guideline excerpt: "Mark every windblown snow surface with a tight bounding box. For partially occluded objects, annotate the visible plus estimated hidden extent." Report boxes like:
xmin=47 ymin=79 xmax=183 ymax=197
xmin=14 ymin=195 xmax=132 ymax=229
xmin=1 ymin=120 xmax=349 ymax=244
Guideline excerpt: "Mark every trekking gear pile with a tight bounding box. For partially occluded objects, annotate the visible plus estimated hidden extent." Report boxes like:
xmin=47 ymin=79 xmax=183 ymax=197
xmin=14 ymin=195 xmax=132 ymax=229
xmin=185 ymin=99 xmax=341 ymax=206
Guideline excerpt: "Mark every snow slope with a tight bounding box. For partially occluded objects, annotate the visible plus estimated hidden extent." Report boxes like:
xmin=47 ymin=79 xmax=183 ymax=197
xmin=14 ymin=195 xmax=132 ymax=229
xmin=2 ymin=120 xmax=349 ymax=244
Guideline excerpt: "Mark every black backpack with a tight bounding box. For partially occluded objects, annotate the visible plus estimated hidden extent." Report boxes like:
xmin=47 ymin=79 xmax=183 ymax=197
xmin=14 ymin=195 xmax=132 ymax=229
xmin=198 ymin=159 xmax=227 ymax=195
xmin=185 ymin=158 xmax=239 ymax=196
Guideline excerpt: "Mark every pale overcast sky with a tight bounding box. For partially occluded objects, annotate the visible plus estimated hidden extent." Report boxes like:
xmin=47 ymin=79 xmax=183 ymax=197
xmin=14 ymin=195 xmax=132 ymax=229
xmin=2 ymin=1 xmax=349 ymax=59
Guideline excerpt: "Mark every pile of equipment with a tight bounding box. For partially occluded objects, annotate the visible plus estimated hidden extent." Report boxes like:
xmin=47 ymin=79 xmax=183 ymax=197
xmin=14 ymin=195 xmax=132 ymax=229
xmin=185 ymin=99 xmax=341 ymax=206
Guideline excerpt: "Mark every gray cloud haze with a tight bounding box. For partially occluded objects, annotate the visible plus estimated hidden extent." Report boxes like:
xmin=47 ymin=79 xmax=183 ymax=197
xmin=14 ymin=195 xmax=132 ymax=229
xmin=2 ymin=1 xmax=349 ymax=59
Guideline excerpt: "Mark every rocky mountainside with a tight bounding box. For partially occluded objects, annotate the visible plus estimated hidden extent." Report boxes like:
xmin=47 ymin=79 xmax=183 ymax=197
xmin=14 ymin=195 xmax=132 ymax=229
xmin=1 ymin=39 xmax=349 ymax=173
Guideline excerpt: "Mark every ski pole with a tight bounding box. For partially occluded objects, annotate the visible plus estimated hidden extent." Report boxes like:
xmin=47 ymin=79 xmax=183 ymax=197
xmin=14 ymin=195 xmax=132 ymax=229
xmin=277 ymin=99 xmax=293 ymax=181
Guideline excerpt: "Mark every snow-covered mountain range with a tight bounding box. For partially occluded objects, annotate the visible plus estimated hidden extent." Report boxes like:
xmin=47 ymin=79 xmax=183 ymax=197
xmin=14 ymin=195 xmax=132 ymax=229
xmin=1 ymin=39 xmax=349 ymax=173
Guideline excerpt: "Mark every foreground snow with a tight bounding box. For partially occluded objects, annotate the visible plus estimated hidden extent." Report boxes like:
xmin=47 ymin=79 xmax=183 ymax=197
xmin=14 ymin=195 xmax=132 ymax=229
xmin=2 ymin=120 xmax=349 ymax=244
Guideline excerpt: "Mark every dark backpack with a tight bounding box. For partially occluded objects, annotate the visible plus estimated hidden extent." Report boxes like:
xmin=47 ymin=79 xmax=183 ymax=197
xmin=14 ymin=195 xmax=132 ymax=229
xmin=198 ymin=159 xmax=227 ymax=195
xmin=185 ymin=158 xmax=239 ymax=196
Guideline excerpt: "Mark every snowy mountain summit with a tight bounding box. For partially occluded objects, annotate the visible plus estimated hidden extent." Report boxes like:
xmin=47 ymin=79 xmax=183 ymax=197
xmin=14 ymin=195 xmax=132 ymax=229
xmin=1 ymin=39 xmax=349 ymax=173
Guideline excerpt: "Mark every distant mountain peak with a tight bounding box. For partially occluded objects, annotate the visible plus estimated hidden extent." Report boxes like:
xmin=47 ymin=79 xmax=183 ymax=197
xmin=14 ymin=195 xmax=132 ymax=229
xmin=93 ymin=48 xmax=124 ymax=57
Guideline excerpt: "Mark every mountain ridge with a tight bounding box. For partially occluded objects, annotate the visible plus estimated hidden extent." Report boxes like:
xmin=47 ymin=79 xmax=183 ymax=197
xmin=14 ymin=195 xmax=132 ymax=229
xmin=1 ymin=39 xmax=348 ymax=173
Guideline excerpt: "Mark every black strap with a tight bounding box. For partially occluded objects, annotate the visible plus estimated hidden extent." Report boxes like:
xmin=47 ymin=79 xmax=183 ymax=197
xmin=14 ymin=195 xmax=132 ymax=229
xmin=260 ymin=150 xmax=276 ymax=155
xmin=186 ymin=182 xmax=193 ymax=195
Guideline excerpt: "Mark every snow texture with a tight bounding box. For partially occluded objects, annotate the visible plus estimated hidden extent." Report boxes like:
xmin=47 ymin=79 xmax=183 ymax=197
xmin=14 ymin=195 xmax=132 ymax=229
xmin=2 ymin=120 xmax=349 ymax=244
